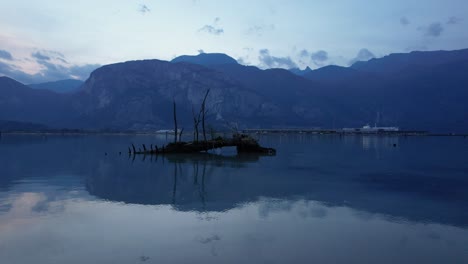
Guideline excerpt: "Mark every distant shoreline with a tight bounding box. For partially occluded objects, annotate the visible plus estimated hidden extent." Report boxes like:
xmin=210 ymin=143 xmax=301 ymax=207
xmin=0 ymin=130 xmax=467 ymax=137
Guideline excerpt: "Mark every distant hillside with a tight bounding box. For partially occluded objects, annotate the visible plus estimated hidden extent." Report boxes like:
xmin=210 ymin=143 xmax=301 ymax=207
xmin=171 ymin=53 xmax=238 ymax=66
xmin=0 ymin=120 xmax=48 ymax=131
xmin=197 ymin=50 xmax=468 ymax=132
xmin=29 ymin=79 xmax=84 ymax=93
xmin=303 ymin=65 xmax=363 ymax=82
xmin=351 ymin=49 xmax=468 ymax=74
xmin=201 ymin=63 xmax=337 ymax=126
xmin=0 ymin=76 xmax=73 ymax=127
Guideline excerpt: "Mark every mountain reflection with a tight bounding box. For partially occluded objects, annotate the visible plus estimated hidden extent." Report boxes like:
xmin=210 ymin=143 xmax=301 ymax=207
xmin=1 ymin=135 xmax=467 ymax=229
xmin=86 ymin=153 xmax=272 ymax=211
xmin=85 ymin=152 xmax=468 ymax=228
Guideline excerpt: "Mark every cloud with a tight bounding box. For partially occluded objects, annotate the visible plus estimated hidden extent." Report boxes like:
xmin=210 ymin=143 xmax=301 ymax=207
xmin=447 ymin=16 xmax=462 ymax=25
xmin=1 ymin=61 xmax=99 ymax=84
xmin=0 ymin=50 xmax=99 ymax=84
xmin=197 ymin=49 xmax=205 ymax=54
xmin=311 ymin=50 xmax=328 ymax=66
xmin=31 ymin=50 xmax=67 ymax=63
xmin=237 ymin=57 xmax=247 ymax=65
xmin=0 ymin=49 xmax=13 ymax=60
xmin=421 ymin=22 xmax=444 ymax=37
xmin=349 ymin=48 xmax=375 ymax=65
xmin=299 ymin=49 xmax=310 ymax=58
xmin=237 ymin=56 xmax=253 ymax=66
xmin=298 ymin=49 xmax=328 ymax=66
xmin=32 ymin=51 xmax=51 ymax=61
xmin=139 ymin=4 xmax=150 ymax=14
xmin=258 ymin=49 xmax=297 ymax=69
xmin=0 ymin=60 xmax=34 ymax=82
xmin=400 ymin=16 xmax=410 ymax=26
xmin=199 ymin=25 xmax=224 ymax=35
xmin=238 ymin=48 xmax=254 ymax=65
xmin=246 ymin=24 xmax=275 ymax=36
xmin=198 ymin=18 xmax=224 ymax=35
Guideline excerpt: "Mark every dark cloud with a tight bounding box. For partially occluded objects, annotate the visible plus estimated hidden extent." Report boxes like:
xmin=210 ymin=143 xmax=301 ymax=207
xmin=299 ymin=49 xmax=310 ymax=58
xmin=0 ymin=49 xmax=13 ymax=60
xmin=139 ymin=4 xmax=150 ymax=14
xmin=198 ymin=25 xmax=224 ymax=35
xmin=423 ymin=22 xmax=444 ymax=37
xmin=417 ymin=17 xmax=461 ymax=38
xmin=198 ymin=18 xmax=224 ymax=35
xmin=400 ymin=16 xmax=410 ymax=26
xmin=56 ymin=57 xmax=68 ymax=64
xmin=33 ymin=50 xmax=68 ymax=64
xmin=311 ymin=50 xmax=328 ymax=66
xmin=246 ymin=24 xmax=275 ymax=36
xmin=298 ymin=49 xmax=328 ymax=66
xmin=349 ymin=48 xmax=375 ymax=65
xmin=32 ymin=51 xmax=51 ymax=61
xmin=447 ymin=16 xmax=462 ymax=25
xmin=34 ymin=59 xmax=99 ymax=82
xmin=259 ymin=49 xmax=297 ymax=69
xmin=36 ymin=60 xmax=71 ymax=80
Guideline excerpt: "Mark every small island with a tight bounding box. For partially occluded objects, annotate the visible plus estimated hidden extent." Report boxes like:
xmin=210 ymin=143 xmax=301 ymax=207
xmin=129 ymin=89 xmax=276 ymax=156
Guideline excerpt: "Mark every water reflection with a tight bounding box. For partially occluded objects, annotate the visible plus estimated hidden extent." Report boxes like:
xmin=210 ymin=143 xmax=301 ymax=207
xmin=86 ymin=153 xmax=273 ymax=211
xmin=3 ymin=189 xmax=466 ymax=264
xmin=84 ymin=150 xmax=468 ymax=228
xmin=0 ymin=135 xmax=467 ymax=263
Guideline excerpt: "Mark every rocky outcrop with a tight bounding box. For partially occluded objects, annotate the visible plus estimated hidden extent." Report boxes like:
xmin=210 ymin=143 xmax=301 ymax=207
xmin=71 ymin=60 xmax=272 ymax=129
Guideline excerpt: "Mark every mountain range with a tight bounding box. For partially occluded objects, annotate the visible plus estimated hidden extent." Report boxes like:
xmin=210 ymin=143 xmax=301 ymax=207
xmin=0 ymin=49 xmax=467 ymax=132
xmin=28 ymin=79 xmax=84 ymax=93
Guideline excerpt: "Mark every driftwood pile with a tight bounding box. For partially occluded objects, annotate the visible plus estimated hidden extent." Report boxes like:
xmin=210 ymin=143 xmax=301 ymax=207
xmin=129 ymin=134 xmax=276 ymax=155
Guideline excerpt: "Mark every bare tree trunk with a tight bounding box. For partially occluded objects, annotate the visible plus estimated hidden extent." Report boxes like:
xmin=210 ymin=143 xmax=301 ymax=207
xmin=201 ymin=89 xmax=210 ymax=142
xmin=192 ymin=106 xmax=199 ymax=142
xmin=179 ymin=128 xmax=184 ymax=142
xmin=173 ymin=99 xmax=178 ymax=143
xmin=202 ymin=106 xmax=206 ymax=142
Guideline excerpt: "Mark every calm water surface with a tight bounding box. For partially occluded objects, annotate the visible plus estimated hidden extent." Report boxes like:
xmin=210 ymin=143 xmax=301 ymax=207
xmin=0 ymin=134 xmax=467 ymax=264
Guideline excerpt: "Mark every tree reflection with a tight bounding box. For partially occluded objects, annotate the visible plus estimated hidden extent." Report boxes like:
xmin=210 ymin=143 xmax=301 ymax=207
xmin=86 ymin=152 xmax=270 ymax=212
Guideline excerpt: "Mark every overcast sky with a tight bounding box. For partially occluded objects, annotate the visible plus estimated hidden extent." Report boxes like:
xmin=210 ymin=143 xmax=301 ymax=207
xmin=1 ymin=0 xmax=467 ymax=83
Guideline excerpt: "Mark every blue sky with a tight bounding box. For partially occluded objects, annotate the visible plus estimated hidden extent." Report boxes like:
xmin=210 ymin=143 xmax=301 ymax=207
xmin=0 ymin=0 xmax=467 ymax=83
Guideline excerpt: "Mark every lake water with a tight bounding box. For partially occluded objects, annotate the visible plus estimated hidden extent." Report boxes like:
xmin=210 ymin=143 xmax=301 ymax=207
xmin=0 ymin=134 xmax=467 ymax=264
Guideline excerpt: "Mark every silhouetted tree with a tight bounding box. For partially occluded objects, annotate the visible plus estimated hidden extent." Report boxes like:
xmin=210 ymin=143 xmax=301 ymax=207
xmin=192 ymin=89 xmax=210 ymax=143
xmin=201 ymin=89 xmax=210 ymax=142
xmin=173 ymin=99 xmax=178 ymax=143
xmin=192 ymin=106 xmax=201 ymax=142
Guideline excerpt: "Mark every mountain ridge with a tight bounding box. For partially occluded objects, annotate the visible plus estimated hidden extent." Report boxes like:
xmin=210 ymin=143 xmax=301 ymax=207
xmin=29 ymin=79 xmax=84 ymax=93
xmin=1 ymin=49 xmax=467 ymax=132
xmin=171 ymin=53 xmax=238 ymax=66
